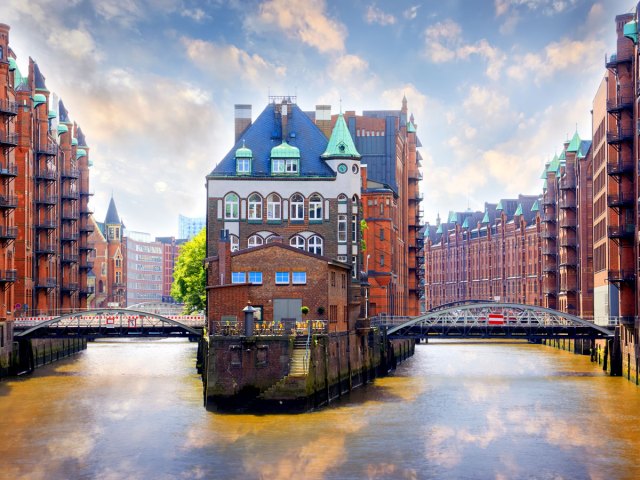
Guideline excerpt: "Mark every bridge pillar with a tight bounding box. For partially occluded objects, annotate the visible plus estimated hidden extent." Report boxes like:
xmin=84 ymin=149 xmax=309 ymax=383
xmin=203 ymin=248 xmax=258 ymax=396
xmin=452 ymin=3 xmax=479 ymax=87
xmin=607 ymin=329 xmax=622 ymax=377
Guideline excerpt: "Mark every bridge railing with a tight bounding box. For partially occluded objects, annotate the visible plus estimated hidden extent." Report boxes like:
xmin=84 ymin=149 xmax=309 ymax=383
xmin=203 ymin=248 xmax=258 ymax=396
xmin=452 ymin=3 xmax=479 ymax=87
xmin=13 ymin=312 xmax=206 ymax=329
xmin=210 ymin=319 xmax=328 ymax=336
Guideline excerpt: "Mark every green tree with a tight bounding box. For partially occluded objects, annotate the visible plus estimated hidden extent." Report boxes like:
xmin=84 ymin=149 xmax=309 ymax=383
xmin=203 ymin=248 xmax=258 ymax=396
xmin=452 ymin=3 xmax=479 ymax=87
xmin=171 ymin=228 xmax=206 ymax=314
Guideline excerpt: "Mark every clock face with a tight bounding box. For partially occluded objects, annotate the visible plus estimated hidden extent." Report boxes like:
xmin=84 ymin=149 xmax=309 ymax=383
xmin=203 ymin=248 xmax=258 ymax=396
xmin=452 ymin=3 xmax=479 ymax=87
xmin=337 ymin=163 xmax=347 ymax=174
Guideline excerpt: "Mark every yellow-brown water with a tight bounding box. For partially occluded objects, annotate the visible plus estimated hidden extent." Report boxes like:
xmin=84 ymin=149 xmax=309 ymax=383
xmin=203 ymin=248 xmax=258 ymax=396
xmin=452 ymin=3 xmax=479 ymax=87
xmin=1 ymin=339 xmax=640 ymax=479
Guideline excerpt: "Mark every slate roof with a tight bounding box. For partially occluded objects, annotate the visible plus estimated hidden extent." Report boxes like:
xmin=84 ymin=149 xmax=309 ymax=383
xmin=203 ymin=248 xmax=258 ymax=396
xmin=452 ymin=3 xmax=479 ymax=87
xmin=59 ymin=99 xmax=70 ymax=123
xmin=77 ymin=127 xmax=87 ymax=147
xmin=33 ymin=62 xmax=47 ymax=90
xmin=209 ymin=103 xmax=335 ymax=178
xmin=104 ymin=197 xmax=124 ymax=226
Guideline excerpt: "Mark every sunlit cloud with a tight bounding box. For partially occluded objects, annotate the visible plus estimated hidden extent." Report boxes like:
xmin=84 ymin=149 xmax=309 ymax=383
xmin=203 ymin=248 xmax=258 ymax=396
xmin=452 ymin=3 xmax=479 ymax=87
xmin=365 ymin=4 xmax=397 ymax=26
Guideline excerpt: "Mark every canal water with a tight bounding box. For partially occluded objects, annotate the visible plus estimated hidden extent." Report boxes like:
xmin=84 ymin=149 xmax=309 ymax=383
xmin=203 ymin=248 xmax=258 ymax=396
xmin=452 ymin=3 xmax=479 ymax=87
xmin=1 ymin=339 xmax=640 ymax=479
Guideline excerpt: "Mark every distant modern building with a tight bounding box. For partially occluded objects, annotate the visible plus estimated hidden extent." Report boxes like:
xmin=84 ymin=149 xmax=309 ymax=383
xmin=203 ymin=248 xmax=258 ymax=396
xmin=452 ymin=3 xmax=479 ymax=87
xmin=178 ymin=214 xmax=205 ymax=240
xmin=124 ymin=230 xmax=163 ymax=306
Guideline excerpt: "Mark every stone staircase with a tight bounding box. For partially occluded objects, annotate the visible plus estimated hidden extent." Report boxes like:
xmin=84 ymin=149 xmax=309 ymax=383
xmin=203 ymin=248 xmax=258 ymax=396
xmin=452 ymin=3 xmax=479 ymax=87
xmin=259 ymin=336 xmax=310 ymax=400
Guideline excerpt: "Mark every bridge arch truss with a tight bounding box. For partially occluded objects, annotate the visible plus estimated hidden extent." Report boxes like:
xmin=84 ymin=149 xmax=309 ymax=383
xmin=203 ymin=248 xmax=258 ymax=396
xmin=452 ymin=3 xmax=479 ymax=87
xmin=382 ymin=303 xmax=614 ymax=340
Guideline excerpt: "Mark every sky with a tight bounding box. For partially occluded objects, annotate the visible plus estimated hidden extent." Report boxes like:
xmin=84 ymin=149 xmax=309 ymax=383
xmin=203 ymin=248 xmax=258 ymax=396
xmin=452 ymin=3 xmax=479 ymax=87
xmin=0 ymin=0 xmax=631 ymax=237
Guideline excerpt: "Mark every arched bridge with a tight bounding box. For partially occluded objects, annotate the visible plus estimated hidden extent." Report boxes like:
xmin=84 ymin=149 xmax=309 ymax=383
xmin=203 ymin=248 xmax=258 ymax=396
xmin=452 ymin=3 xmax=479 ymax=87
xmin=373 ymin=303 xmax=614 ymax=340
xmin=14 ymin=309 xmax=205 ymax=339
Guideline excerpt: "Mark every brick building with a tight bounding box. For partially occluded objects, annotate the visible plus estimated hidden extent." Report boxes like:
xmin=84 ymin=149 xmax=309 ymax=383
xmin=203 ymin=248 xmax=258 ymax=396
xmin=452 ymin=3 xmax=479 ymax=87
xmin=0 ymin=24 xmax=93 ymax=319
xmin=155 ymin=236 xmax=184 ymax=303
xmin=206 ymin=97 xmax=363 ymax=322
xmin=424 ymin=195 xmax=542 ymax=309
xmin=207 ymin=233 xmax=351 ymax=332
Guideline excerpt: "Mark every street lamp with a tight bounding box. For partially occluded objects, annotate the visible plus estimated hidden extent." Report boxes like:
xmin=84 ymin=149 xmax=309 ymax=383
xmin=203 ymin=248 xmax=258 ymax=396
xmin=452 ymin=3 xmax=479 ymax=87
xmin=365 ymin=254 xmax=371 ymax=319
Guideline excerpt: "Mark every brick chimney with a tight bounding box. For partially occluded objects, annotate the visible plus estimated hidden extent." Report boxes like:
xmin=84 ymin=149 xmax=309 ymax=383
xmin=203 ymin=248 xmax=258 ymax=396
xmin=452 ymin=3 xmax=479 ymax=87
xmin=234 ymin=104 xmax=251 ymax=142
xmin=218 ymin=229 xmax=232 ymax=285
xmin=281 ymin=101 xmax=288 ymax=139
xmin=315 ymin=104 xmax=331 ymax=138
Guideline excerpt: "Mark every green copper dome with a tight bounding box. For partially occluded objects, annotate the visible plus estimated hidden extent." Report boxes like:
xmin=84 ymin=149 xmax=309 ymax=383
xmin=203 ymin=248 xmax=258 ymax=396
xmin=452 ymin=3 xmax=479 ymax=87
xmin=76 ymin=148 xmax=87 ymax=159
xmin=71 ymin=137 xmax=78 ymax=146
xmin=33 ymin=93 xmax=47 ymax=108
xmin=271 ymin=140 xmax=300 ymax=158
xmin=57 ymin=124 xmax=68 ymax=135
xmin=8 ymin=58 xmax=17 ymax=71
xmin=48 ymin=110 xmax=57 ymax=119
xmin=235 ymin=141 xmax=252 ymax=158
xmin=321 ymin=114 xmax=360 ymax=159
xmin=566 ymin=131 xmax=581 ymax=153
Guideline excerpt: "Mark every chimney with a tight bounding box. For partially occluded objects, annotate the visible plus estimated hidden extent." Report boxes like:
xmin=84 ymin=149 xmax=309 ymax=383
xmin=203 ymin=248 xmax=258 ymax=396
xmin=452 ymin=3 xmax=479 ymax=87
xmin=234 ymin=104 xmax=252 ymax=142
xmin=218 ymin=229 xmax=231 ymax=285
xmin=315 ymin=104 xmax=331 ymax=138
xmin=281 ymin=101 xmax=288 ymax=140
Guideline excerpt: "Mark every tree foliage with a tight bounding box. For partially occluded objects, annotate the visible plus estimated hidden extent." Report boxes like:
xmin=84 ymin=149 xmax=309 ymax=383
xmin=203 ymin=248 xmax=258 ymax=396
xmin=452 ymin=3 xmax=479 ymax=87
xmin=171 ymin=228 xmax=206 ymax=314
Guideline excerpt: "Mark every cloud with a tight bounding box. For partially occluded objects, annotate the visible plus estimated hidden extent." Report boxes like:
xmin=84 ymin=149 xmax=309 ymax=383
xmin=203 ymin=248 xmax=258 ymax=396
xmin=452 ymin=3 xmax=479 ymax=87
xmin=365 ymin=4 xmax=396 ymax=26
xmin=403 ymin=5 xmax=420 ymax=20
xmin=507 ymin=37 xmax=605 ymax=83
xmin=463 ymin=85 xmax=511 ymax=121
xmin=495 ymin=0 xmax=578 ymax=16
xmin=181 ymin=37 xmax=286 ymax=85
xmin=181 ymin=8 xmax=208 ymax=22
xmin=248 ymin=0 xmax=347 ymax=53
xmin=424 ymin=20 xmax=505 ymax=80
xmin=47 ymin=27 xmax=99 ymax=61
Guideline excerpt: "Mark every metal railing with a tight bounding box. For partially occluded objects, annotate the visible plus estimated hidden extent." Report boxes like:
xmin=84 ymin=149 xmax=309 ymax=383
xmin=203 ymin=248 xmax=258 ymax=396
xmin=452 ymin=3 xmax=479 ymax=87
xmin=606 ymin=129 xmax=634 ymax=143
xmin=607 ymin=192 xmax=634 ymax=207
xmin=0 ymin=131 xmax=18 ymax=145
xmin=210 ymin=319 xmax=328 ymax=336
xmin=607 ymin=160 xmax=634 ymax=175
xmin=608 ymin=224 xmax=635 ymax=238
xmin=0 ymin=99 xmax=18 ymax=115
xmin=37 ymin=142 xmax=58 ymax=156
xmin=0 ymin=163 xmax=18 ymax=176
xmin=0 ymin=195 xmax=18 ymax=208
xmin=0 ymin=270 xmax=17 ymax=282
xmin=0 ymin=225 xmax=18 ymax=239
xmin=60 ymin=168 xmax=79 ymax=178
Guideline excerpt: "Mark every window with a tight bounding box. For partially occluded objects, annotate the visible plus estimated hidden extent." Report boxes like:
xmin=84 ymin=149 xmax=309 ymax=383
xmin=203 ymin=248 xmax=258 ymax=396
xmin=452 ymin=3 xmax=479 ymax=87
xmin=248 ymin=194 xmax=262 ymax=220
xmin=338 ymin=194 xmax=348 ymax=202
xmin=272 ymin=159 xmax=285 ymax=174
xmin=267 ymin=193 xmax=281 ymax=220
xmin=308 ymin=235 xmax=323 ymax=255
xmin=116 ymin=272 xmax=121 ymax=284
xmin=266 ymin=235 xmax=278 ymax=243
xmin=341 ymin=274 xmax=346 ymax=288
xmin=290 ymin=235 xmax=305 ymax=250
xmin=292 ymin=271 xmax=307 ymax=284
xmin=248 ymin=235 xmax=263 ymax=248
xmin=236 ymin=158 xmax=250 ymax=174
xmin=290 ymin=193 xmax=304 ymax=220
xmin=224 ymin=193 xmax=239 ymax=219
xmin=380 ymin=203 xmax=384 ymax=216
xmin=230 ymin=235 xmax=239 ymax=252
xmin=275 ymin=271 xmax=289 ymax=284
xmin=115 ymin=258 xmax=121 ymax=268
xmin=232 ymin=272 xmax=246 ymax=284
xmin=380 ymin=229 xmax=384 ymax=241
xmin=338 ymin=215 xmax=347 ymax=243
xmin=248 ymin=272 xmax=263 ymax=284
xmin=330 ymin=271 xmax=336 ymax=287
xmin=352 ymin=255 xmax=358 ymax=278
xmin=309 ymin=194 xmax=322 ymax=221
xmin=352 ymin=215 xmax=358 ymax=242
xmin=285 ymin=159 xmax=298 ymax=173
xmin=337 ymin=255 xmax=347 ymax=263
xmin=380 ymin=254 xmax=385 ymax=267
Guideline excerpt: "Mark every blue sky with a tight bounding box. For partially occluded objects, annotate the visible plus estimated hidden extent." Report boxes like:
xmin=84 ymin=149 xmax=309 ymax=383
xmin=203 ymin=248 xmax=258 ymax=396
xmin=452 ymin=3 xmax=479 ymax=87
xmin=0 ymin=0 xmax=628 ymax=237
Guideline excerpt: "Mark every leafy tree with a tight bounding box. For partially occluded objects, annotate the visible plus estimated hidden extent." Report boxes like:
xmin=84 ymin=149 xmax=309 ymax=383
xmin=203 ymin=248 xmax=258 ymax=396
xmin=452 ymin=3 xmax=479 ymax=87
xmin=171 ymin=228 xmax=206 ymax=313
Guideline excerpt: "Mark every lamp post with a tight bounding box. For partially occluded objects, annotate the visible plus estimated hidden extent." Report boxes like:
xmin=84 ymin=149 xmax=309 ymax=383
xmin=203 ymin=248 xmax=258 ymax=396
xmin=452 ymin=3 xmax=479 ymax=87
xmin=365 ymin=254 xmax=371 ymax=319
xmin=243 ymin=301 xmax=256 ymax=336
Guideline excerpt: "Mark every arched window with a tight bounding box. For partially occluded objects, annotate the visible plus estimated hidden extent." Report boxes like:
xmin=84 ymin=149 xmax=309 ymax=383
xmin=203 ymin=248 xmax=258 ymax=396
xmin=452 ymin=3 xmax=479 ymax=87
xmin=248 ymin=193 xmax=262 ymax=220
xmin=308 ymin=235 xmax=323 ymax=256
xmin=247 ymin=235 xmax=263 ymax=248
xmin=338 ymin=194 xmax=348 ymax=202
xmin=309 ymin=194 xmax=323 ymax=221
xmin=98 ymin=280 xmax=104 ymax=293
xmin=224 ymin=193 xmax=239 ymax=220
xmin=266 ymin=235 xmax=278 ymax=244
xmin=267 ymin=193 xmax=281 ymax=220
xmin=290 ymin=193 xmax=304 ymax=220
xmin=229 ymin=234 xmax=239 ymax=252
xmin=290 ymin=235 xmax=305 ymax=250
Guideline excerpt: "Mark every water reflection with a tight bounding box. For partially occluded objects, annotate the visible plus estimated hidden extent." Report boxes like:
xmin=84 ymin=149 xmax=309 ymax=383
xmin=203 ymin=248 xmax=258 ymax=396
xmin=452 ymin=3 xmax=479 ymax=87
xmin=0 ymin=339 xmax=639 ymax=479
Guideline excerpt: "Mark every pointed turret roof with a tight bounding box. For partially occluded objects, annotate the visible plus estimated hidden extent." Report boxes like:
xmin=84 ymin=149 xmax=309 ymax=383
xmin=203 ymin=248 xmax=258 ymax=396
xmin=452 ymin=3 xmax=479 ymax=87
xmin=514 ymin=203 xmax=523 ymax=216
xmin=105 ymin=197 xmax=123 ymax=226
xmin=482 ymin=210 xmax=490 ymax=224
xmin=321 ymin=113 xmax=360 ymax=159
xmin=77 ymin=127 xmax=87 ymax=147
xmin=33 ymin=62 xmax=48 ymax=91
xmin=59 ymin=99 xmax=70 ymax=123
xmin=566 ymin=131 xmax=581 ymax=153
xmin=531 ymin=200 xmax=539 ymax=212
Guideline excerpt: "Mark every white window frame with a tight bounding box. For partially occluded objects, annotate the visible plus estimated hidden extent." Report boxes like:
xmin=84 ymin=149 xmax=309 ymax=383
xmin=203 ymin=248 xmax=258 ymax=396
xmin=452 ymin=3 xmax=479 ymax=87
xmin=248 ymin=271 xmax=263 ymax=284
xmin=272 ymin=159 xmax=285 ymax=174
xmin=236 ymin=158 xmax=250 ymax=174
xmin=308 ymin=235 xmax=323 ymax=256
xmin=247 ymin=235 xmax=263 ymax=248
xmin=248 ymin=194 xmax=262 ymax=220
xmin=229 ymin=235 xmax=239 ymax=252
xmin=285 ymin=159 xmax=298 ymax=173
xmin=290 ymin=194 xmax=304 ymax=220
xmin=224 ymin=193 xmax=239 ymax=220
xmin=292 ymin=271 xmax=307 ymax=284
xmin=290 ymin=235 xmax=305 ymax=250
xmin=309 ymin=194 xmax=323 ymax=221
xmin=267 ymin=194 xmax=281 ymax=220
xmin=351 ymin=214 xmax=358 ymax=242
xmin=338 ymin=215 xmax=347 ymax=243
xmin=275 ymin=271 xmax=289 ymax=284
xmin=231 ymin=272 xmax=246 ymax=284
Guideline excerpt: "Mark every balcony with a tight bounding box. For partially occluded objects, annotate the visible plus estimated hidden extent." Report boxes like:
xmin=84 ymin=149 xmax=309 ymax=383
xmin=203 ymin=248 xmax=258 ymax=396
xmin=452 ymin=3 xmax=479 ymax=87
xmin=543 ymin=287 xmax=557 ymax=296
xmin=37 ymin=142 xmax=58 ymax=156
xmin=35 ymin=220 xmax=56 ymax=230
xmin=35 ymin=168 xmax=57 ymax=182
xmin=559 ymin=259 xmax=577 ymax=268
xmin=409 ymin=192 xmax=424 ymax=202
xmin=559 ymin=237 xmax=577 ymax=248
xmin=61 ymin=254 xmax=78 ymax=264
xmin=541 ymin=231 xmax=556 ymax=240
xmin=560 ymin=219 xmax=577 ymax=229
xmin=608 ymin=192 xmax=634 ymax=208
xmin=0 ymin=162 xmax=18 ymax=177
xmin=61 ymin=282 xmax=79 ymax=292
xmin=79 ymin=189 xmax=95 ymax=197
xmin=607 ymin=128 xmax=634 ymax=144
xmin=0 ymin=270 xmax=17 ymax=283
xmin=542 ymin=249 xmax=557 ymax=256
xmin=35 ymin=194 xmax=57 ymax=205
xmin=542 ymin=198 xmax=555 ymax=207
xmin=80 ymin=286 xmax=95 ymax=296
xmin=60 ymin=231 xmax=79 ymax=242
xmin=80 ymin=205 xmax=94 ymax=216
xmin=542 ymin=265 xmax=557 ymax=274
xmin=0 ymin=195 xmax=18 ymax=209
xmin=0 ymin=131 xmax=18 ymax=146
xmin=606 ymin=96 xmax=634 ymax=113
xmin=606 ymin=52 xmax=633 ymax=68
xmin=61 ymin=190 xmax=80 ymax=200
xmin=61 ymin=209 xmax=79 ymax=221
xmin=79 ymin=260 xmax=94 ymax=270
xmin=607 ymin=159 xmax=634 ymax=176
xmin=559 ymin=177 xmax=576 ymax=190
xmin=79 ymin=241 xmax=96 ymax=251
xmin=608 ymin=224 xmax=635 ymax=239
xmin=409 ymin=172 xmax=423 ymax=181
xmin=540 ymin=214 xmax=556 ymax=223
xmin=0 ymin=225 xmax=18 ymax=240
xmin=79 ymin=222 xmax=95 ymax=233
xmin=608 ymin=269 xmax=636 ymax=283
xmin=113 ymin=282 xmax=125 ymax=290
xmin=0 ymin=99 xmax=18 ymax=115
xmin=35 ymin=241 xmax=55 ymax=254
xmin=558 ymin=197 xmax=576 ymax=209
xmin=60 ymin=168 xmax=79 ymax=179
xmin=35 ymin=277 xmax=56 ymax=289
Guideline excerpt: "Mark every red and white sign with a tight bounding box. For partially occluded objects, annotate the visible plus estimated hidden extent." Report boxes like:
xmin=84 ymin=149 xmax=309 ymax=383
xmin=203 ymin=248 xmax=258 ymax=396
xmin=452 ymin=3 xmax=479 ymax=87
xmin=488 ymin=313 xmax=504 ymax=325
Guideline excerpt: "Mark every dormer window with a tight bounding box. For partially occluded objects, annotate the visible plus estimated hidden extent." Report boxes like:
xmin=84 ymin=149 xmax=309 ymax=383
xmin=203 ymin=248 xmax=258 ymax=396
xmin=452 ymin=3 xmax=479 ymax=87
xmin=270 ymin=140 xmax=300 ymax=176
xmin=285 ymin=159 xmax=298 ymax=173
xmin=237 ymin=158 xmax=250 ymax=174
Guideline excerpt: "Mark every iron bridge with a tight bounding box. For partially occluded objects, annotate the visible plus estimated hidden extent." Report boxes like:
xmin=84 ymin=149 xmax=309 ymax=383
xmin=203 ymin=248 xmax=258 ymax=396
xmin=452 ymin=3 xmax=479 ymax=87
xmin=373 ymin=303 xmax=614 ymax=340
xmin=13 ymin=309 xmax=205 ymax=339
